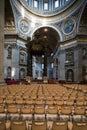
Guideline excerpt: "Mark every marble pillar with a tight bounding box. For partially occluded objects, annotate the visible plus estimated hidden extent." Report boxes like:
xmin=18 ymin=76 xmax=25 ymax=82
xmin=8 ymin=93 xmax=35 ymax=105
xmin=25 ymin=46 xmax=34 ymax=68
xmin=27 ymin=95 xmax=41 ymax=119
xmin=27 ymin=53 xmax=32 ymax=77
xmin=43 ymin=54 xmax=47 ymax=77
xmin=43 ymin=54 xmax=48 ymax=83
xmin=0 ymin=0 xmax=5 ymax=85
xmin=26 ymin=38 xmax=32 ymax=83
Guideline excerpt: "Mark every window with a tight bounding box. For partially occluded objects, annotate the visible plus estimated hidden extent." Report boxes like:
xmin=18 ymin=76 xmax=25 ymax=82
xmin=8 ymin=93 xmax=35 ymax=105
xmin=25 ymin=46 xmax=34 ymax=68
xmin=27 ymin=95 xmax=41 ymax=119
xmin=51 ymin=63 xmax=54 ymax=68
xmin=44 ymin=0 xmax=49 ymax=10
xmin=7 ymin=46 xmax=12 ymax=59
xmin=42 ymin=64 xmax=44 ymax=69
xmin=55 ymin=0 xmax=59 ymax=8
xmin=34 ymin=0 xmax=38 ymax=8
xmin=44 ymin=3 xmax=48 ymax=10
xmin=22 ymin=0 xmax=74 ymax=16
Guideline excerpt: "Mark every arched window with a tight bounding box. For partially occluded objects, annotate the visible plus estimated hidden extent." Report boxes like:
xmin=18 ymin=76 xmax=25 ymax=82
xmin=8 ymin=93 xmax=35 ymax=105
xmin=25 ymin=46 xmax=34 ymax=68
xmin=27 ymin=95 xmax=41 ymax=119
xmin=7 ymin=46 xmax=12 ymax=59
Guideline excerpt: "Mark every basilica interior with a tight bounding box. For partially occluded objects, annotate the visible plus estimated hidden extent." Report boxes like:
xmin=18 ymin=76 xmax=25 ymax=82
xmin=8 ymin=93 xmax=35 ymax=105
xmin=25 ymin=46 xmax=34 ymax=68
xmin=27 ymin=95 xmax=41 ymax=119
xmin=0 ymin=0 xmax=87 ymax=130
xmin=2 ymin=0 xmax=87 ymax=84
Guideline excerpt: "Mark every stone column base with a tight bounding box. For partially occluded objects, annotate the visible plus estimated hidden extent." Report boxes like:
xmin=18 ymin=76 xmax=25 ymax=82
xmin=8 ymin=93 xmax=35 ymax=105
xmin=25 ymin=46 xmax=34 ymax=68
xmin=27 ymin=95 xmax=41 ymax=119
xmin=0 ymin=81 xmax=7 ymax=85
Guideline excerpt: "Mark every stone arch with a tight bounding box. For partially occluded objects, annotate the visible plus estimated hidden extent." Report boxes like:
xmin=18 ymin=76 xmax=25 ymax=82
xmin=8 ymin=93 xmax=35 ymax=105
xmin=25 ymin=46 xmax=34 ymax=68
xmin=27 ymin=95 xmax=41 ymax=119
xmin=30 ymin=25 xmax=63 ymax=41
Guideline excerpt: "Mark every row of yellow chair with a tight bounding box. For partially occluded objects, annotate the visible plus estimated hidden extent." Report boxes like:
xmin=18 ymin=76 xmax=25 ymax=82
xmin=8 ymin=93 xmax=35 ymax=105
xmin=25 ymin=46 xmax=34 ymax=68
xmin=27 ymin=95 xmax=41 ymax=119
xmin=0 ymin=120 xmax=87 ymax=130
xmin=0 ymin=104 xmax=87 ymax=122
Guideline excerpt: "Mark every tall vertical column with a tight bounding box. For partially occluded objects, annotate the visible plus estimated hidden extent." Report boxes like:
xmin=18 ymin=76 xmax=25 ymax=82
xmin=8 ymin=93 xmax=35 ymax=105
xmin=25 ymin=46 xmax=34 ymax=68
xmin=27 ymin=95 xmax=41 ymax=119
xmin=51 ymin=0 xmax=55 ymax=10
xmin=27 ymin=53 xmax=32 ymax=77
xmin=43 ymin=54 xmax=47 ymax=77
xmin=43 ymin=53 xmax=48 ymax=83
xmin=39 ymin=0 xmax=43 ymax=12
xmin=29 ymin=0 xmax=33 ymax=7
xmin=0 ymin=0 xmax=5 ymax=85
xmin=26 ymin=37 xmax=32 ymax=77
xmin=26 ymin=38 xmax=32 ymax=83
xmin=49 ymin=0 xmax=52 ymax=11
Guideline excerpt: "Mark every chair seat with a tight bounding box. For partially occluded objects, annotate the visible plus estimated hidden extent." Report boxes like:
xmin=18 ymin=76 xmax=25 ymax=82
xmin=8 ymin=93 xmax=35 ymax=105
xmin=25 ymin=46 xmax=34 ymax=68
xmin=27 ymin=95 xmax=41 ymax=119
xmin=32 ymin=121 xmax=47 ymax=130
xmin=0 ymin=121 xmax=6 ymax=130
xmin=72 ymin=122 xmax=87 ymax=130
xmin=10 ymin=121 xmax=27 ymax=130
xmin=52 ymin=121 xmax=68 ymax=130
